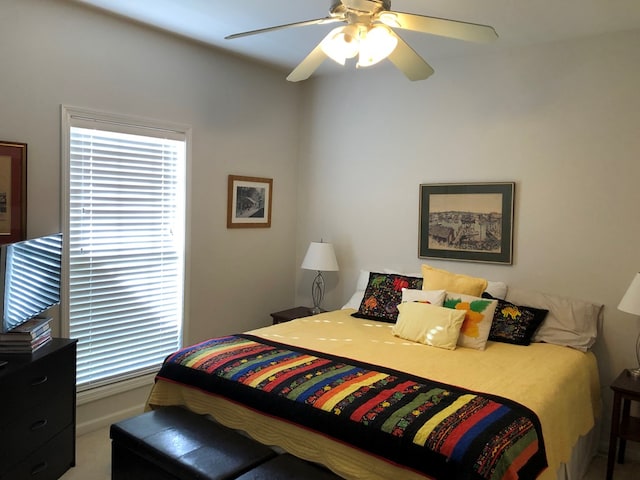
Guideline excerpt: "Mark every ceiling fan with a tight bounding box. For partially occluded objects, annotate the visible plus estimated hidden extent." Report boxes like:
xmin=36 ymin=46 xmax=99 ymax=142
xmin=225 ymin=0 xmax=498 ymax=82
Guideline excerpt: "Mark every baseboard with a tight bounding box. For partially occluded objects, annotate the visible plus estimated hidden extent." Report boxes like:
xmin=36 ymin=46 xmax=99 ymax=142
xmin=76 ymin=402 xmax=146 ymax=436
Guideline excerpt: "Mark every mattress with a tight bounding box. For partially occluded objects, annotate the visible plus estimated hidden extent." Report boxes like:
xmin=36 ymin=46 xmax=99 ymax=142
xmin=147 ymin=309 xmax=601 ymax=480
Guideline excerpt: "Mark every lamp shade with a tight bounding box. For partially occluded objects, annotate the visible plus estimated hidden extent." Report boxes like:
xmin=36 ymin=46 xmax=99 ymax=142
xmin=301 ymin=242 xmax=339 ymax=272
xmin=618 ymin=273 xmax=640 ymax=316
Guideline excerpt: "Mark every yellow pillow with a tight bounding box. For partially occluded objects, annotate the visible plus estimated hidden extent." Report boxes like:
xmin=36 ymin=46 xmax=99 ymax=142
xmin=392 ymin=302 xmax=466 ymax=350
xmin=421 ymin=264 xmax=488 ymax=297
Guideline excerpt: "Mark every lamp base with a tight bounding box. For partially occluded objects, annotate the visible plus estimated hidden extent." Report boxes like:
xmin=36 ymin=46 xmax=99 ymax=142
xmin=310 ymin=271 xmax=325 ymax=316
xmin=628 ymin=368 xmax=640 ymax=379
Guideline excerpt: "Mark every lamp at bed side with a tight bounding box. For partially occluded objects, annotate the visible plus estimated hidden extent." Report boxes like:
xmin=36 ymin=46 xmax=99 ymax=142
xmin=301 ymin=241 xmax=339 ymax=315
xmin=618 ymin=272 xmax=640 ymax=378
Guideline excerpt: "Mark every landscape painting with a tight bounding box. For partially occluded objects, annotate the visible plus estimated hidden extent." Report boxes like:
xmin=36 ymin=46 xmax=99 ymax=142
xmin=227 ymin=175 xmax=273 ymax=228
xmin=419 ymin=183 xmax=514 ymax=264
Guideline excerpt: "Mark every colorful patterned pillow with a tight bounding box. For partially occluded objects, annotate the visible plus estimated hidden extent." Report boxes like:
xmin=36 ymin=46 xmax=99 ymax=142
xmin=443 ymin=292 xmax=498 ymax=350
xmin=352 ymin=272 xmax=423 ymax=323
xmin=483 ymin=293 xmax=548 ymax=346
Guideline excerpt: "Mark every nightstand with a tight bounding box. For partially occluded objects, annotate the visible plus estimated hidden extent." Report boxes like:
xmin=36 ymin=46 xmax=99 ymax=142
xmin=607 ymin=369 xmax=640 ymax=480
xmin=270 ymin=306 xmax=317 ymax=325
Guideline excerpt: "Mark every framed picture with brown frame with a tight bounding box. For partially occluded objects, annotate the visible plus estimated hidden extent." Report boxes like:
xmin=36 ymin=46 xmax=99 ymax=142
xmin=227 ymin=175 xmax=273 ymax=228
xmin=0 ymin=141 xmax=27 ymax=244
xmin=419 ymin=182 xmax=515 ymax=264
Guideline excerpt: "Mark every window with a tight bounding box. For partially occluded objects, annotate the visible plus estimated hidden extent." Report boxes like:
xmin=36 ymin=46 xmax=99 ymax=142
xmin=62 ymin=106 xmax=188 ymax=394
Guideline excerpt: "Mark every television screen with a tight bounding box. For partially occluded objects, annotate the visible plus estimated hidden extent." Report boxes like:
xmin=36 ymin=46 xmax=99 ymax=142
xmin=1 ymin=233 xmax=62 ymax=333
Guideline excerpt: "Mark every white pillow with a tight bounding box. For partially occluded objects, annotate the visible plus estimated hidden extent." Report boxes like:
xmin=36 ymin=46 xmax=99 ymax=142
xmin=392 ymin=303 xmax=466 ymax=350
xmin=384 ymin=268 xmax=421 ymax=278
xmin=443 ymin=292 xmax=498 ymax=350
xmin=356 ymin=270 xmax=371 ymax=291
xmin=505 ymin=287 xmax=602 ymax=351
xmin=342 ymin=290 xmax=365 ymax=310
xmin=485 ymin=281 xmax=508 ymax=300
xmin=401 ymin=288 xmax=446 ymax=306
xmin=341 ymin=270 xmax=371 ymax=310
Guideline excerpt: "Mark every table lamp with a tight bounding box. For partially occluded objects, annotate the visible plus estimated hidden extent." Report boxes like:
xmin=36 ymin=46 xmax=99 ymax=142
xmin=618 ymin=272 xmax=640 ymax=377
xmin=301 ymin=241 xmax=339 ymax=314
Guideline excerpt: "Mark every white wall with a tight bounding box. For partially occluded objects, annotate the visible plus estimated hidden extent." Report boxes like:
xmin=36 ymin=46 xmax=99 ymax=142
xmin=295 ymin=29 xmax=640 ymax=452
xmin=0 ymin=0 xmax=301 ymax=431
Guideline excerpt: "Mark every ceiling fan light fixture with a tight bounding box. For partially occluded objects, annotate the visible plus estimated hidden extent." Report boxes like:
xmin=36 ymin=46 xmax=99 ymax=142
xmin=357 ymin=24 xmax=397 ymax=68
xmin=378 ymin=12 xmax=400 ymax=28
xmin=321 ymin=26 xmax=359 ymax=65
xmin=229 ymin=1 xmax=499 ymax=82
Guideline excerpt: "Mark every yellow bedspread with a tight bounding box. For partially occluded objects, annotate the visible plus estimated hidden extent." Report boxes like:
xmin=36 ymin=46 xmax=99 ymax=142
xmin=147 ymin=309 xmax=600 ymax=480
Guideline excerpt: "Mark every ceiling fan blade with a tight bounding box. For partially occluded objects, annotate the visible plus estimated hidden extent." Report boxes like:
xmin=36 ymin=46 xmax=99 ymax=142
xmin=286 ymin=44 xmax=328 ymax=82
xmin=386 ymin=31 xmax=434 ymax=81
xmin=380 ymin=11 xmax=498 ymax=43
xmin=225 ymin=17 xmax=343 ymax=40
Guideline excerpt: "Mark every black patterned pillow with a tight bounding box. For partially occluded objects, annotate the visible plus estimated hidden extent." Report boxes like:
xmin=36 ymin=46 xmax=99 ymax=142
xmin=352 ymin=272 xmax=423 ymax=323
xmin=483 ymin=293 xmax=548 ymax=346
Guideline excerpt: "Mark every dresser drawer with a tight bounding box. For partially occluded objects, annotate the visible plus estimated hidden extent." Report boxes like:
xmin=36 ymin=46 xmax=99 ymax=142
xmin=0 ymin=342 xmax=75 ymax=415
xmin=0 ymin=392 xmax=74 ymax=470
xmin=0 ymin=424 xmax=75 ymax=480
xmin=0 ymin=339 xmax=76 ymax=480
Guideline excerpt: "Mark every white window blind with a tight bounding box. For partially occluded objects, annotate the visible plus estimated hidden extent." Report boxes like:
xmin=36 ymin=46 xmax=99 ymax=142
xmin=67 ymin=121 xmax=186 ymax=391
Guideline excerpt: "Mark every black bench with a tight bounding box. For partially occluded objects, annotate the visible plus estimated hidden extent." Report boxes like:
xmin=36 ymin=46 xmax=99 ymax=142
xmin=235 ymin=454 xmax=341 ymax=480
xmin=110 ymin=406 xmax=342 ymax=480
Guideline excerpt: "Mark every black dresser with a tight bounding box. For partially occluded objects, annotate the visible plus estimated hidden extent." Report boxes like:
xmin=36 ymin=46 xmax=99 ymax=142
xmin=0 ymin=338 xmax=77 ymax=480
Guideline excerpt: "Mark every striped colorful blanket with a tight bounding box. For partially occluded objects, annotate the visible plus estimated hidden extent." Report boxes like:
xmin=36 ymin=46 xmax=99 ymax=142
xmin=157 ymin=334 xmax=547 ymax=480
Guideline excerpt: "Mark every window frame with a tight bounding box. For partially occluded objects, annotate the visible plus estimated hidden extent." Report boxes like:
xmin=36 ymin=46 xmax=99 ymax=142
xmin=61 ymin=105 xmax=191 ymax=403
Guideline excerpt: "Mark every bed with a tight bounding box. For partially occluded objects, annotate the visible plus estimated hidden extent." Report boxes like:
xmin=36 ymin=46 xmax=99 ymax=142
xmin=146 ymin=268 xmax=603 ymax=480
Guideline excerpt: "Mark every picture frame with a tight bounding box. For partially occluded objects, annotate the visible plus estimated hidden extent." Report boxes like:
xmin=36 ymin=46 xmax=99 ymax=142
xmin=227 ymin=175 xmax=273 ymax=228
xmin=419 ymin=182 xmax=515 ymax=264
xmin=0 ymin=141 xmax=27 ymax=244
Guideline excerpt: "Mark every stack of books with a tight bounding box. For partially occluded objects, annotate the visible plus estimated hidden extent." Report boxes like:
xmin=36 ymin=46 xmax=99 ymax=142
xmin=0 ymin=317 xmax=52 ymax=354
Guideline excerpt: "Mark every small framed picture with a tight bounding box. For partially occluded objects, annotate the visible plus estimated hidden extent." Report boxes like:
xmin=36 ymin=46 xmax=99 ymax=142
xmin=227 ymin=175 xmax=273 ymax=228
xmin=0 ymin=141 xmax=27 ymax=243
xmin=419 ymin=182 xmax=515 ymax=264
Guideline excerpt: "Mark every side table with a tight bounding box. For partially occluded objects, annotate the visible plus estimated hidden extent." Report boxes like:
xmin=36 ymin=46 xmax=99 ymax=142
xmin=270 ymin=306 xmax=318 ymax=325
xmin=607 ymin=369 xmax=640 ymax=480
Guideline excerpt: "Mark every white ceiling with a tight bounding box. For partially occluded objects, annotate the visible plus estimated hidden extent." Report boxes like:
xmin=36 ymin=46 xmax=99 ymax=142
xmin=72 ymin=0 xmax=640 ymax=75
